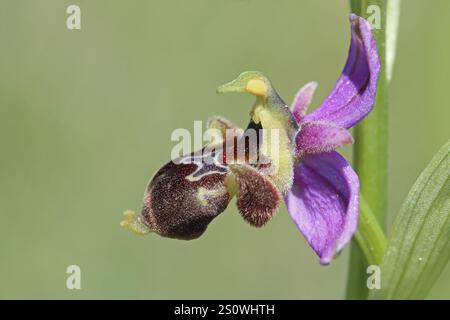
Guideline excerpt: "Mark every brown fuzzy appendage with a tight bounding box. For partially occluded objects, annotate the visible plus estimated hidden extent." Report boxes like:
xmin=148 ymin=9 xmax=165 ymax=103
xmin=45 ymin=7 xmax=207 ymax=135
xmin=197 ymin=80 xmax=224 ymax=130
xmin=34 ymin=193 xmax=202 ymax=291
xmin=231 ymin=164 xmax=281 ymax=227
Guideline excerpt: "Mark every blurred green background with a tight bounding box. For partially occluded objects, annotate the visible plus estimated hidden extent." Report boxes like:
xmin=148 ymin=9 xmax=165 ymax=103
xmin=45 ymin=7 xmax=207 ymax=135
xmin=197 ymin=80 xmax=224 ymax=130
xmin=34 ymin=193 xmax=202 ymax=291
xmin=0 ymin=0 xmax=449 ymax=299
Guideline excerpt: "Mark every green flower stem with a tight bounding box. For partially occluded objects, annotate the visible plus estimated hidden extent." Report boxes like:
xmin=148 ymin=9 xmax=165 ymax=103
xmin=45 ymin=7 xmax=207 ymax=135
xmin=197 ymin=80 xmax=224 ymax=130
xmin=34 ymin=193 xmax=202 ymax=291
xmin=346 ymin=0 xmax=400 ymax=299
xmin=350 ymin=0 xmax=389 ymax=226
xmin=354 ymin=196 xmax=387 ymax=266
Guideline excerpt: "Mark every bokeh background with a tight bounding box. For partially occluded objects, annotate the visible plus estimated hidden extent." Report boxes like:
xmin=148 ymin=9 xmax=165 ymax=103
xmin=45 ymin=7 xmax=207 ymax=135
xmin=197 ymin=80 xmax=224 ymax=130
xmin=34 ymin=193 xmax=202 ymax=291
xmin=0 ymin=0 xmax=449 ymax=299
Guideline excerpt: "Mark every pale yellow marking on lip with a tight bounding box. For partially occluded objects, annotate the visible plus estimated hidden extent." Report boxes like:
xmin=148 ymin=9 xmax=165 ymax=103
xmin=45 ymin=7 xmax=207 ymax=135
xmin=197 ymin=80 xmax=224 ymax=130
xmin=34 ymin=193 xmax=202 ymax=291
xmin=197 ymin=187 xmax=227 ymax=206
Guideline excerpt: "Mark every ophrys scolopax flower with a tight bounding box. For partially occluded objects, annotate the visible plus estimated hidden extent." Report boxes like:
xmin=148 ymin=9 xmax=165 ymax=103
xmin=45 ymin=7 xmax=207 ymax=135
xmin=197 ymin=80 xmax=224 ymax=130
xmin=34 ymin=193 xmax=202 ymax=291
xmin=121 ymin=14 xmax=380 ymax=264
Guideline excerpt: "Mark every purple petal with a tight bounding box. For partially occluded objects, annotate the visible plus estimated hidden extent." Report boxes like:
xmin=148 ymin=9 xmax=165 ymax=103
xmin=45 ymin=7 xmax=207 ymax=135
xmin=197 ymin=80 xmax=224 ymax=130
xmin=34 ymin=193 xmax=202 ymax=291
xmin=291 ymin=81 xmax=318 ymax=123
xmin=303 ymin=14 xmax=380 ymax=129
xmin=296 ymin=120 xmax=353 ymax=155
xmin=284 ymin=152 xmax=359 ymax=265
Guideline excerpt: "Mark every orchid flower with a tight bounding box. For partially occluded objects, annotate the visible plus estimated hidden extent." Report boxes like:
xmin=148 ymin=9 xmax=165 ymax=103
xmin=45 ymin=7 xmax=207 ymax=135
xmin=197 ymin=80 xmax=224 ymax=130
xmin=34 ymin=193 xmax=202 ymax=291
xmin=121 ymin=14 xmax=380 ymax=265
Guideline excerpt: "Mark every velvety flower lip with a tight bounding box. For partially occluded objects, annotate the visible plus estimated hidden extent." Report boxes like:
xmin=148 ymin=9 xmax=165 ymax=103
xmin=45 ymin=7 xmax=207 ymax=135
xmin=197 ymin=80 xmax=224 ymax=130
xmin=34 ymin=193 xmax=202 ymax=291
xmin=295 ymin=14 xmax=380 ymax=129
xmin=285 ymin=14 xmax=379 ymax=264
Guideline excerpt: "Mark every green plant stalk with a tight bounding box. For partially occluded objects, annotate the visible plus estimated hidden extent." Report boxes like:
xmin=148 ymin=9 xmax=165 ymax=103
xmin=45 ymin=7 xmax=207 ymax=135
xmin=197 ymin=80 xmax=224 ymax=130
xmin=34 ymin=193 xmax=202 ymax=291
xmin=346 ymin=0 xmax=389 ymax=299
xmin=354 ymin=196 xmax=387 ymax=266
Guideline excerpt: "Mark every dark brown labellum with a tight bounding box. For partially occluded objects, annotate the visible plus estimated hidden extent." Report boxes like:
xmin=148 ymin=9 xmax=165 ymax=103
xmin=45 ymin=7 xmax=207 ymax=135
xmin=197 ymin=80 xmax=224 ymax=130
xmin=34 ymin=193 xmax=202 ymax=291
xmin=141 ymin=153 xmax=231 ymax=240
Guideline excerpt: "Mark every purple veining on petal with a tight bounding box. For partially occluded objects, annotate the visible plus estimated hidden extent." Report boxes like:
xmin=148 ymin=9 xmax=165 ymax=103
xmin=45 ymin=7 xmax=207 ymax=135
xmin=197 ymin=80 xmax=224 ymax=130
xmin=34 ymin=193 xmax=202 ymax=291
xmin=291 ymin=81 xmax=318 ymax=123
xmin=296 ymin=120 xmax=354 ymax=155
xmin=303 ymin=14 xmax=380 ymax=129
xmin=284 ymin=152 xmax=359 ymax=265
